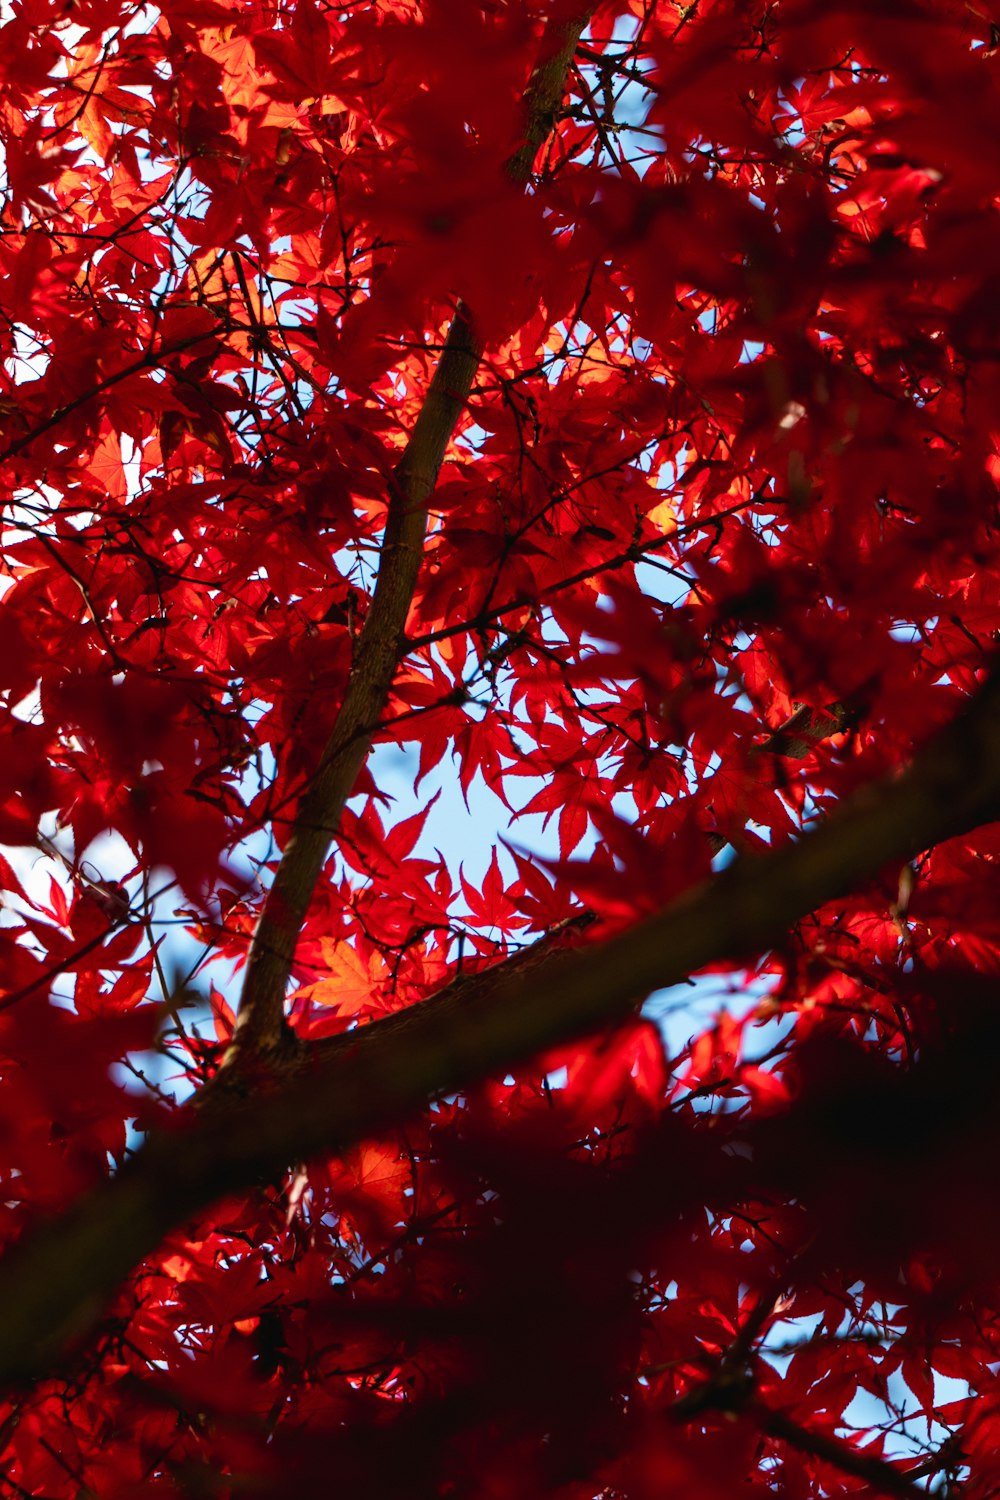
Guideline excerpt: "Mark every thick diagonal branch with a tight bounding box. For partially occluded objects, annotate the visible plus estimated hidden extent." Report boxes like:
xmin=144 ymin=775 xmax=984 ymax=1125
xmin=4 ymin=671 xmax=1000 ymax=1387
xmin=233 ymin=9 xmax=596 ymax=1057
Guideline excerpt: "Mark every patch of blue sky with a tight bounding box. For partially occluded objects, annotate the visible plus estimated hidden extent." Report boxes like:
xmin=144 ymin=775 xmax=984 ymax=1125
xmin=840 ymin=1376 xmax=965 ymax=1477
xmin=758 ymin=1307 xmax=965 ymax=1475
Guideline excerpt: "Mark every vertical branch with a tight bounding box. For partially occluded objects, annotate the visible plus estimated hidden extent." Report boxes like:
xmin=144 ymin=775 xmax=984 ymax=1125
xmin=233 ymin=309 xmax=481 ymax=1055
xmin=232 ymin=10 xmax=596 ymax=1058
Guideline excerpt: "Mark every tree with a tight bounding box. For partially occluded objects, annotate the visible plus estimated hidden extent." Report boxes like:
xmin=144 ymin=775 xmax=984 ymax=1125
xmin=1 ymin=0 xmax=1000 ymax=1492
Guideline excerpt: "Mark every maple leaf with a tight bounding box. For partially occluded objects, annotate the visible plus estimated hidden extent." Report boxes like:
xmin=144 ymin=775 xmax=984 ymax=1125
xmin=2 ymin=3 xmax=1000 ymax=1497
xmin=300 ymin=936 xmax=387 ymax=1018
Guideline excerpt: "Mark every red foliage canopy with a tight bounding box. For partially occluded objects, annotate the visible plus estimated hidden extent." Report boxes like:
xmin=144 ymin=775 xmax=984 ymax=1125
xmin=2 ymin=0 xmax=1000 ymax=1494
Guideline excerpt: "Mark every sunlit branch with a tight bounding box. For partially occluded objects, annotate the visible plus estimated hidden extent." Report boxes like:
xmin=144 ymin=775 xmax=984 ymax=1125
xmin=231 ymin=8 xmax=598 ymax=1058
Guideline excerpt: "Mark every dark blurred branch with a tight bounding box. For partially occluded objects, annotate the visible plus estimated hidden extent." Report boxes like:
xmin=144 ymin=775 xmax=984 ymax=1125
xmin=750 ymin=1403 xmax=938 ymax=1500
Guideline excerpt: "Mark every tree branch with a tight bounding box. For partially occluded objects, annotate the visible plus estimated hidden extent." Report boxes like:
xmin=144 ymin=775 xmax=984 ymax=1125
xmin=669 ymin=1289 xmax=936 ymax=1500
xmin=3 ymin=670 xmax=1000 ymax=1387
xmin=232 ymin=305 xmax=482 ymax=1057
xmin=232 ymin=8 xmax=597 ymax=1058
